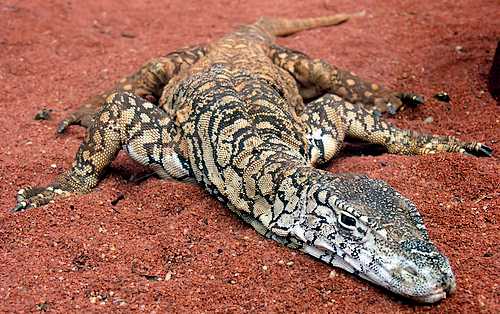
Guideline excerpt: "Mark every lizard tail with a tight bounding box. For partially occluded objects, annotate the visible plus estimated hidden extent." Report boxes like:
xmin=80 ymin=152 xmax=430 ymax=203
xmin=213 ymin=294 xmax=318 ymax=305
xmin=255 ymin=11 xmax=364 ymax=37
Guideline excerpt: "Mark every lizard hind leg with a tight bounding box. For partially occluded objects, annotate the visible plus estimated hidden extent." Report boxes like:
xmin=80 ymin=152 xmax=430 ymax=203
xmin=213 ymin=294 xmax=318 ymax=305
xmin=13 ymin=92 xmax=188 ymax=212
xmin=268 ymin=44 xmax=422 ymax=115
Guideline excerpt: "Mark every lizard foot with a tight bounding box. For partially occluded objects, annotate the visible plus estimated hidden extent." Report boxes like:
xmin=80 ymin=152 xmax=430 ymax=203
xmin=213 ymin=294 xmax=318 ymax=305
xmin=415 ymin=140 xmax=493 ymax=157
xmin=397 ymin=92 xmax=425 ymax=108
xmin=463 ymin=143 xmax=493 ymax=157
xmin=371 ymin=92 xmax=423 ymax=116
xmin=57 ymin=104 xmax=96 ymax=134
xmin=12 ymin=185 xmax=71 ymax=212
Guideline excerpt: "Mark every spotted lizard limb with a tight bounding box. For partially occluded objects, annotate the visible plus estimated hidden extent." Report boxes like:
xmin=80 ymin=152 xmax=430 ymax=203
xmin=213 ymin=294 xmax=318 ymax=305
xmin=269 ymin=44 xmax=419 ymax=114
xmin=334 ymin=94 xmax=492 ymax=156
xmin=14 ymin=92 xmax=190 ymax=211
xmin=56 ymin=45 xmax=207 ymax=133
xmin=302 ymin=93 xmax=492 ymax=159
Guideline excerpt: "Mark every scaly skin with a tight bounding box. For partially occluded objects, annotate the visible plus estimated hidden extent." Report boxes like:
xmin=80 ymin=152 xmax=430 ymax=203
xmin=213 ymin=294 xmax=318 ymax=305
xmin=13 ymin=13 xmax=492 ymax=303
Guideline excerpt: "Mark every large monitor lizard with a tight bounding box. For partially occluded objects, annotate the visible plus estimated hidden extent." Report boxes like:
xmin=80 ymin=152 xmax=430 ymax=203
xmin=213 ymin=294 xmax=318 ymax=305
xmin=12 ymin=13 xmax=492 ymax=303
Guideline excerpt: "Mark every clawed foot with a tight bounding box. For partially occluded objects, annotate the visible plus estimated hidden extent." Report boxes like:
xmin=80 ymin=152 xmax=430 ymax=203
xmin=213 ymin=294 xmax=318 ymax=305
xmin=57 ymin=112 xmax=93 ymax=134
xmin=416 ymin=139 xmax=493 ymax=158
xmin=373 ymin=92 xmax=424 ymax=116
xmin=12 ymin=185 xmax=70 ymax=212
xmin=57 ymin=103 xmax=97 ymax=134
xmin=463 ymin=143 xmax=493 ymax=157
xmin=397 ymin=92 xmax=425 ymax=108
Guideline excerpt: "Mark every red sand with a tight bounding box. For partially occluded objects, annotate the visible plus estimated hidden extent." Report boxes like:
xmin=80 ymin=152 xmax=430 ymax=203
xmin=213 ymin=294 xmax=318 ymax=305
xmin=1 ymin=0 xmax=499 ymax=312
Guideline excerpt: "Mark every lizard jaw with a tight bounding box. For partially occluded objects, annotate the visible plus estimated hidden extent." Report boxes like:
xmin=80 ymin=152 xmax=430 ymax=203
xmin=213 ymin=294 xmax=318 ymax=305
xmin=358 ymin=265 xmax=456 ymax=303
xmin=301 ymin=239 xmax=456 ymax=303
xmin=352 ymin=249 xmax=457 ymax=303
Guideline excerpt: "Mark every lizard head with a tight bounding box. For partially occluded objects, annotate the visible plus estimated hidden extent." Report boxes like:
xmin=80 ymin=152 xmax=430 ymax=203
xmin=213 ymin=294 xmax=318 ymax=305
xmin=286 ymin=173 xmax=456 ymax=303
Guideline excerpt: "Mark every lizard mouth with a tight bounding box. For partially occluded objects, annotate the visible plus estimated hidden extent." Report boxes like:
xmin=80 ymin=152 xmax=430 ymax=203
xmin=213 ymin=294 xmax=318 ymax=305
xmin=411 ymin=282 xmax=456 ymax=303
xmin=413 ymin=289 xmax=447 ymax=304
xmin=356 ymin=259 xmax=456 ymax=304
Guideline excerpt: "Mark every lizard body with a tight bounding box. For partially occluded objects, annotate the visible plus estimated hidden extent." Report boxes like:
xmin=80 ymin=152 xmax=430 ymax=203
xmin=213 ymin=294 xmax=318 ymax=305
xmin=13 ymin=13 xmax=492 ymax=303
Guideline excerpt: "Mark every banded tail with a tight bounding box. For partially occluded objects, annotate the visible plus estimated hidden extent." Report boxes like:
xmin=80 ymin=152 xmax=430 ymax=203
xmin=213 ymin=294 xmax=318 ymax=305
xmin=255 ymin=11 xmax=364 ymax=37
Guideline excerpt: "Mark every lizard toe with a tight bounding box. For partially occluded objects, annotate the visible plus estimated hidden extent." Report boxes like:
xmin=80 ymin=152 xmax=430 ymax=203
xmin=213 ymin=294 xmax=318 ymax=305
xmin=57 ymin=107 xmax=95 ymax=134
xmin=464 ymin=143 xmax=493 ymax=157
xmin=57 ymin=115 xmax=87 ymax=134
xmin=397 ymin=92 xmax=425 ymax=108
xmin=12 ymin=185 xmax=69 ymax=212
xmin=56 ymin=118 xmax=75 ymax=134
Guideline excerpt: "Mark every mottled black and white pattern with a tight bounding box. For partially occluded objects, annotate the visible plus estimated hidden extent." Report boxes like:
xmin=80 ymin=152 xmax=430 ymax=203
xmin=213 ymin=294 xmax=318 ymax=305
xmin=13 ymin=13 xmax=492 ymax=304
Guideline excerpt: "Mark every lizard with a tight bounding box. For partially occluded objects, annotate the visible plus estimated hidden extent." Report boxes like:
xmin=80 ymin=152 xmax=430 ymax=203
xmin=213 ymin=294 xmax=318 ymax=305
xmin=11 ymin=13 xmax=493 ymax=304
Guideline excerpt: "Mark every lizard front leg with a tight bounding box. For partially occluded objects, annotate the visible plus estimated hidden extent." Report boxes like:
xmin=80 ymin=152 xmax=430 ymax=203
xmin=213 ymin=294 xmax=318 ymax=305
xmin=300 ymin=94 xmax=345 ymax=166
xmin=13 ymin=92 xmax=190 ymax=211
xmin=269 ymin=44 xmax=422 ymax=115
xmin=57 ymin=45 xmax=206 ymax=133
xmin=303 ymin=93 xmax=492 ymax=158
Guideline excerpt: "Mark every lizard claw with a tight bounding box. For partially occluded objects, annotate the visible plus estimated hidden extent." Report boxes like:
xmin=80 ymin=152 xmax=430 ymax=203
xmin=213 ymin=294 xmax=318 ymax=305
xmin=12 ymin=187 xmax=32 ymax=212
xmin=57 ymin=105 xmax=96 ymax=134
xmin=12 ymin=201 xmax=30 ymax=212
xmin=56 ymin=118 xmax=74 ymax=134
xmin=12 ymin=185 xmax=69 ymax=212
xmin=465 ymin=144 xmax=493 ymax=157
xmin=397 ymin=92 xmax=425 ymax=107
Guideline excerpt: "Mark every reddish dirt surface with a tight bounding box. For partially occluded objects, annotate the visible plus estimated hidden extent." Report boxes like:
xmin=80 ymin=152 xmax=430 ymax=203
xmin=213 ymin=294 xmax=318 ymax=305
xmin=1 ymin=0 xmax=499 ymax=313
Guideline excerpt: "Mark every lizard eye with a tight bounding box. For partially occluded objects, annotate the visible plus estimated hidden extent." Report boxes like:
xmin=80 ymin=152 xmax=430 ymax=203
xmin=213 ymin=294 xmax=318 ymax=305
xmin=339 ymin=212 xmax=357 ymax=230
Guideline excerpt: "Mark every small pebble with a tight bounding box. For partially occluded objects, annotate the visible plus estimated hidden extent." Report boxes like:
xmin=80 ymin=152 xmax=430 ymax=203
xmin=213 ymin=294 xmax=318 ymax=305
xmin=329 ymin=270 xmax=337 ymax=278
xmin=423 ymin=116 xmax=434 ymax=124
xmin=121 ymin=32 xmax=136 ymax=38
xmin=434 ymin=92 xmax=450 ymax=102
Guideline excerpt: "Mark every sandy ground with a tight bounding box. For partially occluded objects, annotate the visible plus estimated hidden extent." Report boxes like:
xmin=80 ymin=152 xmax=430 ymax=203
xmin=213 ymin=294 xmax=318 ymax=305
xmin=0 ymin=0 xmax=499 ymax=312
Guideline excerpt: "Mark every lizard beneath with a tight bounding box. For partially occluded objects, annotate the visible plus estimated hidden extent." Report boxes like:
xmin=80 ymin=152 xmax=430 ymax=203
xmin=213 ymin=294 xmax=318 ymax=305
xmin=12 ymin=13 xmax=492 ymax=303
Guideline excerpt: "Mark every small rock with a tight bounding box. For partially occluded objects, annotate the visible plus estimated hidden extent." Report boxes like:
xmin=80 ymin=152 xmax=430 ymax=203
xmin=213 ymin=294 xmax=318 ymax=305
xmin=121 ymin=32 xmax=136 ymax=38
xmin=423 ymin=116 xmax=434 ymax=124
xmin=329 ymin=270 xmax=337 ymax=278
xmin=286 ymin=261 xmax=294 ymax=266
xmin=262 ymin=265 xmax=268 ymax=271
xmin=434 ymin=92 xmax=450 ymax=102
xmin=50 ymin=164 xmax=57 ymax=168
